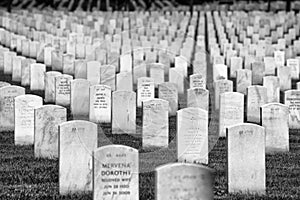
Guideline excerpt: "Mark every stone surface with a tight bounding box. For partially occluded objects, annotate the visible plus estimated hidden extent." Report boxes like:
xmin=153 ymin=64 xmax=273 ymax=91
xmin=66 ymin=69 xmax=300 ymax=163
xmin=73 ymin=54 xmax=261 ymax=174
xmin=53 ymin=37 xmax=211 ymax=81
xmin=214 ymin=79 xmax=233 ymax=110
xmin=30 ymin=63 xmax=46 ymax=91
xmin=169 ymin=68 xmax=185 ymax=94
xmin=213 ymin=64 xmax=228 ymax=82
xmin=226 ymin=123 xmax=265 ymax=194
xmin=89 ymin=85 xmax=112 ymax=123
xmin=150 ymin=63 xmax=165 ymax=87
xmin=261 ymin=103 xmax=289 ymax=153
xmin=34 ymin=105 xmax=67 ymax=158
xmin=137 ymin=77 xmax=155 ymax=107
xmin=59 ymin=120 xmax=97 ymax=194
xmin=74 ymin=59 xmax=87 ymax=79
xmin=189 ymin=73 xmax=206 ymax=89
xmin=263 ymin=76 xmax=280 ymax=103
xmin=236 ymin=69 xmax=252 ymax=95
xmin=142 ymin=99 xmax=169 ymax=148
xmin=21 ymin=59 xmax=36 ymax=87
xmin=263 ymin=57 xmax=276 ymax=75
xmin=45 ymin=71 xmax=62 ymax=103
xmin=287 ymin=58 xmax=299 ymax=80
xmin=158 ymin=82 xmax=178 ymax=116
xmin=0 ymin=81 xmax=10 ymax=88
xmin=55 ymin=74 xmax=73 ymax=107
xmin=277 ymin=66 xmax=291 ymax=92
xmin=155 ymin=163 xmax=214 ymax=200
xmin=247 ymin=86 xmax=268 ymax=123
xmin=133 ymin=63 xmax=147 ymax=85
xmin=87 ymin=61 xmax=101 ymax=85
xmin=0 ymin=86 xmax=25 ymax=132
xmin=100 ymin=65 xmax=116 ymax=91
xmin=52 ymin=50 xmax=63 ymax=71
xmin=284 ymin=90 xmax=300 ymax=129
xmin=116 ymin=72 xmax=133 ymax=91
xmin=71 ymin=79 xmax=90 ymax=119
xmin=15 ymin=95 xmax=43 ymax=145
xmin=120 ymin=53 xmax=132 ymax=72
xmin=251 ymin=61 xmax=265 ymax=85
xmin=93 ymin=145 xmax=139 ymax=200
xmin=4 ymin=51 xmax=16 ymax=75
xmin=12 ymin=56 xmax=25 ymax=82
xmin=177 ymin=107 xmax=208 ymax=164
xmin=219 ymin=92 xmax=244 ymax=137
xmin=63 ymin=54 xmax=75 ymax=75
xmin=112 ymin=91 xmax=136 ymax=135
xmin=230 ymin=56 xmax=243 ymax=78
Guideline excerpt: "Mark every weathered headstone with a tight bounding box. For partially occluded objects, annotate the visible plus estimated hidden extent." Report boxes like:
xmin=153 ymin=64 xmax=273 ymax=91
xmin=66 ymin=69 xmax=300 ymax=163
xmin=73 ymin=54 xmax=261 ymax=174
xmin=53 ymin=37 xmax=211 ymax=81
xmin=112 ymin=91 xmax=136 ymax=135
xmin=4 ymin=51 xmax=16 ymax=75
xmin=0 ymin=86 xmax=25 ymax=132
xmin=214 ymin=79 xmax=233 ymax=110
xmin=227 ymin=123 xmax=265 ymax=194
xmin=59 ymin=120 xmax=97 ymax=194
xmin=142 ymin=99 xmax=169 ymax=148
xmin=71 ymin=79 xmax=90 ymax=119
xmin=261 ymin=103 xmax=289 ymax=153
xmin=169 ymin=68 xmax=184 ymax=94
xmin=287 ymin=58 xmax=299 ymax=80
xmin=74 ymin=59 xmax=87 ymax=79
xmin=158 ymin=82 xmax=178 ymax=116
xmin=190 ymin=73 xmax=206 ymax=89
xmin=34 ymin=105 xmax=67 ymax=158
xmin=219 ymin=92 xmax=244 ymax=137
xmin=100 ymin=65 xmax=116 ymax=91
xmin=187 ymin=88 xmax=209 ymax=111
xmin=247 ymin=86 xmax=268 ymax=123
xmin=155 ymin=163 xmax=214 ymax=200
xmin=87 ymin=61 xmax=101 ymax=85
xmin=263 ymin=76 xmax=280 ymax=103
xmin=55 ymin=74 xmax=73 ymax=107
xmin=45 ymin=71 xmax=62 ymax=103
xmin=277 ymin=66 xmax=291 ymax=92
xmin=284 ymin=90 xmax=300 ymax=129
xmin=21 ymin=58 xmax=36 ymax=87
xmin=213 ymin=64 xmax=228 ymax=82
xmin=236 ymin=69 xmax=252 ymax=95
xmin=93 ymin=145 xmax=139 ymax=200
xmin=12 ymin=56 xmax=25 ymax=82
xmin=30 ymin=63 xmax=46 ymax=91
xmin=89 ymin=85 xmax=112 ymax=123
xmin=177 ymin=107 xmax=208 ymax=164
xmin=52 ymin=50 xmax=63 ymax=71
xmin=251 ymin=62 xmax=265 ymax=85
xmin=63 ymin=54 xmax=75 ymax=75
xmin=116 ymin=72 xmax=133 ymax=91
xmin=15 ymin=94 xmax=43 ymax=145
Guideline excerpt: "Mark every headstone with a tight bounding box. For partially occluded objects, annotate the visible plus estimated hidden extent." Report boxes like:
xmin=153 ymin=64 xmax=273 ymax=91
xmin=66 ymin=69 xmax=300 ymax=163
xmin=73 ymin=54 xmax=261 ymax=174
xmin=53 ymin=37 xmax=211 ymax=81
xmin=120 ymin=53 xmax=132 ymax=72
xmin=55 ymin=74 xmax=73 ymax=107
xmin=174 ymin=56 xmax=188 ymax=77
xmin=0 ymin=86 xmax=25 ymax=132
xmin=15 ymin=94 xmax=43 ymax=145
xmin=263 ymin=57 xmax=276 ymax=75
xmin=89 ymin=85 xmax=112 ymax=123
xmin=251 ymin=62 xmax=265 ymax=85
xmin=284 ymin=90 xmax=300 ymax=129
xmin=286 ymin=58 xmax=299 ymax=80
xmin=21 ymin=59 xmax=36 ymax=87
xmin=177 ymin=107 xmax=208 ymax=163
xmin=59 ymin=120 xmax=97 ymax=194
xmin=116 ymin=72 xmax=133 ymax=91
xmin=158 ymin=82 xmax=178 ymax=116
xmin=214 ymin=79 xmax=233 ymax=110
xmin=93 ymin=145 xmax=139 ymax=200
xmin=34 ymin=105 xmax=67 ymax=158
xmin=63 ymin=54 xmax=75 ymax=75
xmin=71 ymin=79 xmax=90 ymax=119
xmin=133 ymin=63 xmax=147 ymax=85
xmin=137 ymin=77 xmax=155 ymax=107
xmin=169 ymin=68 xmax=184 ymax=94
xmin=213 ymin=64 xmax=228 ymax=82
xmin=219 ymin=92 xmax=244 ymax=137
xmin=263 ymin=76 xmax=280 ymax=103
xmin=274 ymin=50 xmax=285 ymax=67
xmin=52 ymin=50 xmax=63 ymax=71
xmin=45 ymin=71 xmax=62 ymax=103
xmin=189 ymin=73 xmax=206 ymax=89
xmin=87 ymin=61 xmax=101 ymax=85
xmin=261 ymin=103 xmax=289 ymax=153
xmin=12 ymin=56 xmax=25 ymax=82
xmin=150 ymin=63 xmax=165 ymax=87
xmin=227 ymin=123 xmax=265 ymax=194
xmin=277 ymin=66 xmax=291 ymax=92
xmin=74 ymin=59 xmax=87 ymax=79
xmin=187 ymin=88 xmax=209 ymax=111
xmin=4 ymin=51 xmax=16 ymax=75
xmin=247 ymin=86 xmax=268 ymax=123
xmin=155 ymin=163 xmax=214 ymax=200
xmin=30 ymin=63 xmax=46 ymax=91
xmin=230 ymin=56 xmax=243 ymax=78
xmin=142 ymin=99 xmax=169 ymax=148
xmin=0 ymin=81 xmax=10 ymax=88
xmin=112 ymin=91 xmax=136 ymax=135
xmin=100 ymin=65 xmax=116 ymax=91
xmin=236 ymin=69 xmax=252 ymax=95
